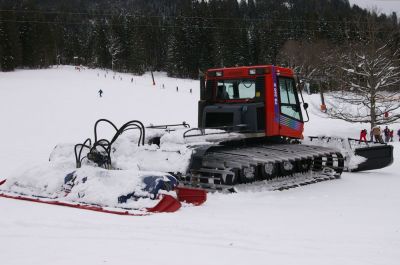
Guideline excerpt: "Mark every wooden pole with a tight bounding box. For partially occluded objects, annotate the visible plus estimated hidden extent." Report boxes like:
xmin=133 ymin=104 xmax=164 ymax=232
xmin=151 ymin=71 xmax=155 ymax=86
xmin=319 ymin=81 xmax=326 ymax=112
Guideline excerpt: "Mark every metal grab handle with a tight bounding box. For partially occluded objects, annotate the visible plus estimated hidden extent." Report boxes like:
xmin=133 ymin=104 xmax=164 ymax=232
xmin=147 ymin=122 xmax=190 ymax=130
xmin=295 ymin=76 xmax=310 ymax=123
xmin=183 ymin=124 xmax=248 ymax=138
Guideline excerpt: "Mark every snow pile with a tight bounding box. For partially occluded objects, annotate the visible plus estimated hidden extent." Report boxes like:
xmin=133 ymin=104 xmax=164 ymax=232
xmin=60 ymin=168 xmax=172 ymax=209
xmin=346 ymin=154 xmax=367 ymax=170
xmin=111 ymin=131 xmax=194 ymax=173
xmin=1 ymin=161 xmax=173 ymax=209
xmin=2 ymin=134 xmax=182 ymax=209
xmin=2 ymin=161 xmax=73 ymax=199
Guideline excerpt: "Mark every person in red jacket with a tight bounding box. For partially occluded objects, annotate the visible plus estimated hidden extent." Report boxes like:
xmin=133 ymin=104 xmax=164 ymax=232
xmin=359 ymin=129 xmax=367 ymax=143
xmin=390 ymin=130 xmax=394 ymax=142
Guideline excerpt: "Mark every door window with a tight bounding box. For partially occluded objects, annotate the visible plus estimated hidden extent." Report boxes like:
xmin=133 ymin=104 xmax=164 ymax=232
xmin=278 ymin=78 xmax=302 ymax=121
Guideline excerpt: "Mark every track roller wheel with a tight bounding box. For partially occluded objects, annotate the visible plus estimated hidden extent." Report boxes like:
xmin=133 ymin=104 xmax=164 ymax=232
xmin=240 ymin=166 xmax=257 ymax=183
xmin=280 ymin=160 xmax=295 ymax=176
xmin=296 ymin=159 xmax=312 ymax=173
xmin=260 ymin=162 xmax=278 ymax=180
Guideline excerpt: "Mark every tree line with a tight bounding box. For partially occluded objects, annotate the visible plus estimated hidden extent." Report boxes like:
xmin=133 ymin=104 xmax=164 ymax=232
xmin=0 ymin=0 xmax=399 ymax=80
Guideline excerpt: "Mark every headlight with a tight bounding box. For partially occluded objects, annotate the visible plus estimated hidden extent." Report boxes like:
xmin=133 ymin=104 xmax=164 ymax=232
xmin=215 ymin=71 xmax=223 ymax=77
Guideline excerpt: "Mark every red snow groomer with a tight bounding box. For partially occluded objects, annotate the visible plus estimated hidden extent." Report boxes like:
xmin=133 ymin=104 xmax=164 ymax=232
xmin=182 ymin=65 xmax=393 ymax=189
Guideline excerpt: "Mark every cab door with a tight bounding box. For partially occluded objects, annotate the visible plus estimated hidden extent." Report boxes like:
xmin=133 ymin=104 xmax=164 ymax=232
xmin=277 ymin=77 xmax=304 ymax=138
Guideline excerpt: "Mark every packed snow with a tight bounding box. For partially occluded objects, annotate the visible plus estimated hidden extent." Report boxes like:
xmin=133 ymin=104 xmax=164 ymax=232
xmin=0 ymin=66 xmax=399 ymax=265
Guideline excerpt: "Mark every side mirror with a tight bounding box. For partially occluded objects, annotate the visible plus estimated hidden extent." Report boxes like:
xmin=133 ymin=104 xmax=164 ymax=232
xmin=303 ymin=103 xmax=309 ymax=110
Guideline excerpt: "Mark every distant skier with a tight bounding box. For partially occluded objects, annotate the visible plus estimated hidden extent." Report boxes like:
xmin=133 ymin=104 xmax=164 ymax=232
xmin=389 ymin=130 xmax=394 ymax=142
xmin=397 ymin=129 xmax=400 ymax=141
xmin=98 ymin=89 xmax=103 ymax=97
xmin=383 ymin=126 xmax=390 ymax=142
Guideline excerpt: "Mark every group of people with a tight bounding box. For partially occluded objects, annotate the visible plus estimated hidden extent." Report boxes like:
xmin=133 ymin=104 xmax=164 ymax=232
xmin=360 ymin=126 xmax=400 ymax=143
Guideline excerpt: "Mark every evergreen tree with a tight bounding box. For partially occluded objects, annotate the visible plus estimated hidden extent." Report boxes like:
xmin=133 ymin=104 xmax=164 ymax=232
xmin=0 ymin=11 xmax=21 ymax=71
xmin=92 ymin=19 xmax=111 ymax=68
xmin=126 ymin=16 xmax=146 ymax=74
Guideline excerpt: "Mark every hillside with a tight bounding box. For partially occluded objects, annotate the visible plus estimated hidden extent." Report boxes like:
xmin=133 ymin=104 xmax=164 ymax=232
xmin=1 ymin=0 xmax=399 ymax=77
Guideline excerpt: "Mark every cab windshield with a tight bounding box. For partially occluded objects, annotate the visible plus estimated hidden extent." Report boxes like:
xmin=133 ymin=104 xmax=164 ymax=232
xmin=216 ymin=79 xmax=256 ymax=100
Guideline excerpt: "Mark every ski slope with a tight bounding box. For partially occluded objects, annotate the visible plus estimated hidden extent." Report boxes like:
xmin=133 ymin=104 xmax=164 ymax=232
xmin=0 ymin=66 xmax=399 ymax=265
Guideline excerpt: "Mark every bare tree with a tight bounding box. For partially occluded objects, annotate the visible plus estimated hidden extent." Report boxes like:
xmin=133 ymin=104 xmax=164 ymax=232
xmin=326 ymin=42 xmax=400 ymax=129
xmin=278 ymin=40 xmax=338 ymax=110
xmin=278 ymin=40 xmax=336 ymax=82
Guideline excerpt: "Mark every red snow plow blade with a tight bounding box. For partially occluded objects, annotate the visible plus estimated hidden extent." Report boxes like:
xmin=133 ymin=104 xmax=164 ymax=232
xmin=0 ymin=180 xmax=206 ymax=215
xmin=176 ymin=186 xmax=207 ymax=206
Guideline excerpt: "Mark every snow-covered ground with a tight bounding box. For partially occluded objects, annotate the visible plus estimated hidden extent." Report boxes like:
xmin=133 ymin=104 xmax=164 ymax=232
xmin=0 ymin=66 xmax=399 ymax=265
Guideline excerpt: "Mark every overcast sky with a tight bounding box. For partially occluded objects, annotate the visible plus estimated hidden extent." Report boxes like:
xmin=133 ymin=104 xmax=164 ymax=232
xmin=349 ymin=0 xmax=400 ymax=15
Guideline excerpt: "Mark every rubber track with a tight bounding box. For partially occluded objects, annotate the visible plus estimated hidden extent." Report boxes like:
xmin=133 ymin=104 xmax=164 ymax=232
xmin=180 ymin=144 xmax=344 ymax=191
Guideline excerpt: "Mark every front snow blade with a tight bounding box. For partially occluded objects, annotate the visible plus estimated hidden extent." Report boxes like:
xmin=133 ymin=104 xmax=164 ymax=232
xmin=0 ymin=179 xmax=181 ymax=215
xmin=146 ymin=194 xmax=182 ymax=213
xmin=353 ymin=144 xmax=394 ymax=172
xmin=176 ymin=186 xmax=207 ymax=206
